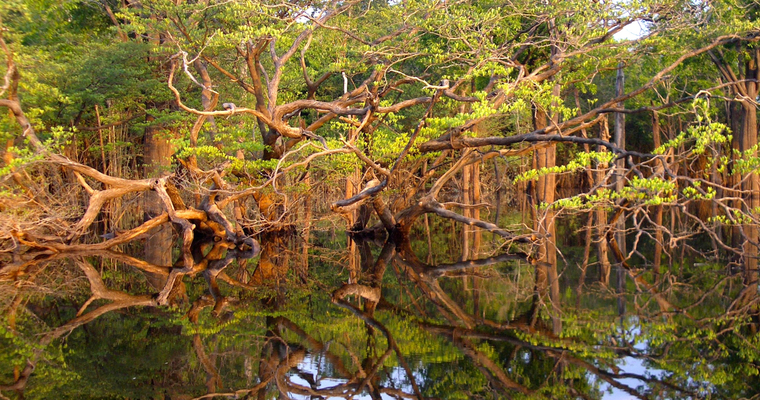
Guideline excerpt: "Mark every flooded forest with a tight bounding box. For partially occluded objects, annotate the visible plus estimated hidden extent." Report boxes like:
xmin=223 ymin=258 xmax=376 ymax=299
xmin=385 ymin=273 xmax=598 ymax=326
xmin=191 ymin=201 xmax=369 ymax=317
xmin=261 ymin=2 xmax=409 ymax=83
xmin=1 ymin=0 xmax=760 ymax=399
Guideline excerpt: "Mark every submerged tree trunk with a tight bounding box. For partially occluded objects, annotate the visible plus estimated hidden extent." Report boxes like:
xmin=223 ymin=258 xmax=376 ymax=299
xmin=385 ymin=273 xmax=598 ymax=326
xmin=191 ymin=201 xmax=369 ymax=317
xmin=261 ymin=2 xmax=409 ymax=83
xmin=709 ymin=47 xmax=760 ymax=309
xmin=738 ymin=99 xmax=759 ymax=307
xmin=301 ymin=173 xmax=312 ymax=282
xmin=533 ymin=95 xmax=561 ymax=335
xmin=575 ymin=88 xmax=611 ymax=284
xmin=143 ymin=123 xmax=174 ymax=292
xmin=652 ymin=110 xmax=664 ymax=277
xmin=613 ymin=64 xmax=627 ymax=316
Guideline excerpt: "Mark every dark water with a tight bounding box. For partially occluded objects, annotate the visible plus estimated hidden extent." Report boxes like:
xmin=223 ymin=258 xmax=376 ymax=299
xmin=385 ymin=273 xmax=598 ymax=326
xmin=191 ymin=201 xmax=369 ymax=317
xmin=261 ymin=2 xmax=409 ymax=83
xmin=1 ymin=223 xmax=759 ymax=400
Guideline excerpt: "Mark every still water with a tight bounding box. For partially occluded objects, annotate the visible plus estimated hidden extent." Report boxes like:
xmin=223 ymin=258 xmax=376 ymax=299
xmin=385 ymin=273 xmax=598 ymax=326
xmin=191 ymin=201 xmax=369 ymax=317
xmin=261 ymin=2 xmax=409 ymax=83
xmin=1 ymin=221 xmax=758 ymax=399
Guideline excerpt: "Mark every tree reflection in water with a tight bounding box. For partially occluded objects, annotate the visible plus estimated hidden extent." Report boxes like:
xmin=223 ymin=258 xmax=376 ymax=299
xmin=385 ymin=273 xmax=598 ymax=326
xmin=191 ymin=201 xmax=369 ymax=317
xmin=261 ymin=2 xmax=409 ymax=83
xmin=0 ymin=229 xmax=758 ymax=399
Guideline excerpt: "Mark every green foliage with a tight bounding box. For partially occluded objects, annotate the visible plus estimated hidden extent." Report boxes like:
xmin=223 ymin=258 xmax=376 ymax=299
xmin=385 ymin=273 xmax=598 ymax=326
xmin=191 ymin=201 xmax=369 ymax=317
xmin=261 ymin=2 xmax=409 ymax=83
xmin=707 ymin=209 xmax=754 ymax=225
xmin=0 ymin=127 xmax=73 ymax=177
xmin=514 ymin=151 xmax=615 ymax=184
xmin=731 ymin=143 xmax=760 ymax=175
xmin=654 ymin=121 xmax=731 ymax=156
xmin=551 ymin=175 xmax=679 ymax=210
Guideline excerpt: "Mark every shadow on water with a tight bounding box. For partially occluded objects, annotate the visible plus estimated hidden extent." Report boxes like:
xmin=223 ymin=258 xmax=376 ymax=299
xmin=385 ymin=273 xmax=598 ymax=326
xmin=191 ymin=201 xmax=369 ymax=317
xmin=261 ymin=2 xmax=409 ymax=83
xmin=1 ymin=226 xmax=759 ymax=400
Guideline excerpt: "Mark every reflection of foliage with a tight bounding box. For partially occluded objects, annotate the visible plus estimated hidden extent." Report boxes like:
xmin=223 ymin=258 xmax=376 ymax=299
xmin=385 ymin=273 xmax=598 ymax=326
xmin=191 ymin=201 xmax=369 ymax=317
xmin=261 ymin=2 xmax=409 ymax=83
xmin=422 ymin=358 xmax=489 ymax=400
xmin=58 ymin=312 xmax=197 ymax=398
xmin=0 ymin=320 xmax=76 ymax=399
xmin=1 ymin=226 xmax=759 ymax=399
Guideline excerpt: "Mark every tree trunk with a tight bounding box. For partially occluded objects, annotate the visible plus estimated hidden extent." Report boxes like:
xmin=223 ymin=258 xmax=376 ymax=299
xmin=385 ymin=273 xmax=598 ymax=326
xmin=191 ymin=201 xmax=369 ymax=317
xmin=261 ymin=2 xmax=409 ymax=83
xmin=301 ymin=173 xmax=312 ymax=282
xmin=738 ymin=100 xmax=759 ymax=305
xmin=613 ymin=64 xmax=627 ymax=316
xmin=533 ymin=93 xmax=561 ymax=335
xmin=708 ymin=49 xmax=759 ymax=302
xmin=143 ymin=123 xmax=174 ymax=291
xmin=461 ymin=162 xmax=471 ymax=261
xmin=472 ymin=161 xmax=482 ymax=257
xmin=652 ymin=110 xmax=663 ymax=277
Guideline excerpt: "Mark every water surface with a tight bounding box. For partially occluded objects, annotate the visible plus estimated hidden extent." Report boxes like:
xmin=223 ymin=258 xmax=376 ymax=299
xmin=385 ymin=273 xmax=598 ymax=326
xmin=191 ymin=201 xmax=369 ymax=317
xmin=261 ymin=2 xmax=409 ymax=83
xmin=1 ymin=225 xmax=758 ymax=399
